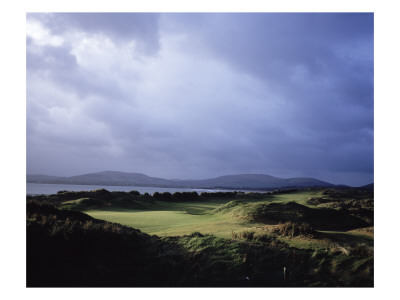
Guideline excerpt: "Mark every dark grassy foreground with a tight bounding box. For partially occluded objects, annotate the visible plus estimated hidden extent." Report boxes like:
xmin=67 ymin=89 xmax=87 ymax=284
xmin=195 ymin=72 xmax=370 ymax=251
xmin=27 ymin=188 xmax=373 ymax=287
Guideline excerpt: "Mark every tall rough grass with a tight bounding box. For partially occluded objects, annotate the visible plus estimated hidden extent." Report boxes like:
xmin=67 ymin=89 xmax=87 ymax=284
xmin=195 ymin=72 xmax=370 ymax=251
xmin=272 ymin=222 xmax=317 ymax=238
xmin=330 ymin=243 xmax=373 ymax=258
xmin=231 ymin=230 xmax=256 ymax=240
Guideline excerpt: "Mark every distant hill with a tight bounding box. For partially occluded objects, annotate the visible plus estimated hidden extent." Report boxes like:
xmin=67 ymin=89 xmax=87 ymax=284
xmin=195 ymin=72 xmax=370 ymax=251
xmin=358 ymin=183 xmax=374 ymax=190
xmin=178 ymin=174 xmax=333 ymax=189
xmin=27 ymin=171 xmax=335 ymax=190
xmin=26 ymin=174 xmax=66 ymax=184
xmin=68 ymin=171 xmax=173 ymax=186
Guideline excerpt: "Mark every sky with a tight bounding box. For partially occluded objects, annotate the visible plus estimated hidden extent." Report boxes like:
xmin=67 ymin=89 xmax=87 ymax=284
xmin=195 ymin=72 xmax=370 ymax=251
xmin=26 ymin=13 xmax=374 ymax=186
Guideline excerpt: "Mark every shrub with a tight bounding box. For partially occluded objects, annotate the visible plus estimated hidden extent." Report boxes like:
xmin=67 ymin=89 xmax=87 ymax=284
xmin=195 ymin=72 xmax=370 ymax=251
xmin=129 ymin=190 xmax=140 ymax=196
xmin=188 ymin=232 xmax=205 ymax=238
xmin=200 ymin=192 xmax=237 ymax=199
xmin=330 ymin=244 xmax=350 ymax=256
xmin=350 ymin=243 xmax=374 ymax=258
xmin=231 ymin=230 xmax=256 ymax=240
xmin=273 ymin=222 xmax=317 ymax=238
xmin=172 ymin=192 xmax=199 ymax=201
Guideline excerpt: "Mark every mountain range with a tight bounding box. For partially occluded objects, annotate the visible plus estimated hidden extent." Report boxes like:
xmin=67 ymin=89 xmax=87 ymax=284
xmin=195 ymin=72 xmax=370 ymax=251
xmin=27 ymin=171 xmax=338 ymax=190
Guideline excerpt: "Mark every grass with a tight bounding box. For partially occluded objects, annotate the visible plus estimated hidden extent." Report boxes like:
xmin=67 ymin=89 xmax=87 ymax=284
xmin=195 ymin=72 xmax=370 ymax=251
xmin=81 ymin=196 xmax=267 ymax=237
xmin=82 ymin=190 xmax=320 ymax=236
xmin=64 ymin=189 xmax=370 ymax=240
xmin=30 ymin=188 xmax=373 ymax=252
xmin=86 ymin=208 xmax=265 ymax=237
xmin=266 ymin=189 xmax=325 ymax=206
xmin=27 ymin=198 xmax=374 ymax=287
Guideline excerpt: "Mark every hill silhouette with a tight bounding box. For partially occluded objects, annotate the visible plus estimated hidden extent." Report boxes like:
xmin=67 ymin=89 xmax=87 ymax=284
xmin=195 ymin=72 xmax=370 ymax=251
xmin=27 ymin=171 xmax=335 ymax=190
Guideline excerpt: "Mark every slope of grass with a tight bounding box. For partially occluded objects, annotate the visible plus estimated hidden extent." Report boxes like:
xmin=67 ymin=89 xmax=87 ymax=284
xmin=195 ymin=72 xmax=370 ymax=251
xmin=27 ymin=201 xmax=373 ymax=287
xmin=215 ymin=201 xmax=369 ymax=230
xmin=266 ymin=189 xmax=325 ymax=206
xmin=86 ymin=208 xmax=265 ymax=237
xmin=59 ymin=197 xmax=104 ymax=210
xmin=28 ymin=188 xmax=373 ymax=244
xmin=78 ymin=190 xmax=320 ymax=237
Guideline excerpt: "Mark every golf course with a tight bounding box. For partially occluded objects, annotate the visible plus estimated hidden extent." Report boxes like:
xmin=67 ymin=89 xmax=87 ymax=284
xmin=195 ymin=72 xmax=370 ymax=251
xmin=26 ymin=187 xmax=374 ymax=287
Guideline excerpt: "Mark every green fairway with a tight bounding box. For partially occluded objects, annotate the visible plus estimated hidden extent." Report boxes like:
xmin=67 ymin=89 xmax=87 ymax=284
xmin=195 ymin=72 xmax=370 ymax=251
xmin=266 ymin=189 xmax=324 ymax=206
xmin=84 ymin=190 xmax=320 ymax=237
xmin=86 ymin=208 xmax=265 ymax=237
xmin=82 ymin=188 xmax=373 ymax=254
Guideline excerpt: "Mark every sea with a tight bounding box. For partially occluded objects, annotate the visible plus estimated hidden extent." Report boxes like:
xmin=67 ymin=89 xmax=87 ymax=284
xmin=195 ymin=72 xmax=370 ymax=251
xmin=26 ymin=182 xmax=245 ymax=196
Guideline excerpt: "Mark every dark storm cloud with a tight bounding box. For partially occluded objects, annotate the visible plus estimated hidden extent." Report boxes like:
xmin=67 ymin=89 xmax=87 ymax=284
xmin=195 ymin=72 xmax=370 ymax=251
xmin=157 ymin=13 xmax=374 ymax=185
xmin=162 ymin=14 xmax=372 ymax=70
xmin=26 ymin=13 xmax=374 ymax=186
xmin=161 ymin=13 xmax=373 ymax=118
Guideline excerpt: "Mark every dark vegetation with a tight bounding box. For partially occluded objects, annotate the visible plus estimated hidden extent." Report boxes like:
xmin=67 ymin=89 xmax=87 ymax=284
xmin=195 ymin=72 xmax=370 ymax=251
xmin=27 ymin=201 xmax=373 ymax=287
xmin=215 ymin=200 xmax=370 ymax=230
xmin=28 ymin=189 xmax=242 ymax=206
xmin=306 ymin=188 xmax=374 ymax=225
xmin=27 ymin=190 xmax=271 ymax=212
xmin=26 ymin=187 xmax=373 ymax=287
xmin=272 ymin=222 xmax=318 ymax=238
xmin=153 ymin=191 xmax=201 ymax=202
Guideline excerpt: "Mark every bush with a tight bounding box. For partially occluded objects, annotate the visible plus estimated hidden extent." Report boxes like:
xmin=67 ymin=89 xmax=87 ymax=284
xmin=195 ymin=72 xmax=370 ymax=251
xmin=188 ymin=232 xmax=205 ymax=238
xmin=129 ymin=190 xmax=140 ymax=196
xmin=153 ymin=192 xmax=173 ymax=201
xmin=350 ymin=243 xmax=374 ymax=258
xmin=273 ymin=222 xmax=317 ymax=238
xmin=200 ymin=192 xmax=237 ymax=199
xmin=231 ymin=230 xmax=256 ymax=240
xmin=172 ymin=192 xmax=199 ymax=201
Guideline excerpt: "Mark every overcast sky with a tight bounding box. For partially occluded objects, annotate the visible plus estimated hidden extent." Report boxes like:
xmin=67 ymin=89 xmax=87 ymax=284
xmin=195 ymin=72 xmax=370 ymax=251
xmin=26 ymin=13 xmax=374 ymax=186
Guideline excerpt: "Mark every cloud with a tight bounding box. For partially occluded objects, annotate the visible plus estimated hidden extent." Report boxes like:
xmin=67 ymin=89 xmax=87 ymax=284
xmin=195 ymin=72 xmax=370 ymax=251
xmin=26 ymin=13 xmax=374 ymax=186
xmin=27 ymin=13 xmax=161 ymax=54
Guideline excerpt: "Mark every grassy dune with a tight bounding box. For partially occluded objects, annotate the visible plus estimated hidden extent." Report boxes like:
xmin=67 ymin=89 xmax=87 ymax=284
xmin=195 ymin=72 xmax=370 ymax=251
xmin=263 ymin=189 xmax=325 ymax=206
xmin=82 ymin=192 xmax=299 ymax=236
xmin=79 ymin=194 xmax=269 ymax=236
xmin=83 ymin=189 xmax=369 ymax=237
xmin=27 ymin=188 xmax=374 ymax=287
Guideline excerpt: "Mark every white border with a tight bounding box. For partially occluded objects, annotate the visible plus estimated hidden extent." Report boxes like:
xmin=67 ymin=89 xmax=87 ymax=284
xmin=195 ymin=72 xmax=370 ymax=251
xmin=1 ymin=0 xmax=399 ymax=299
